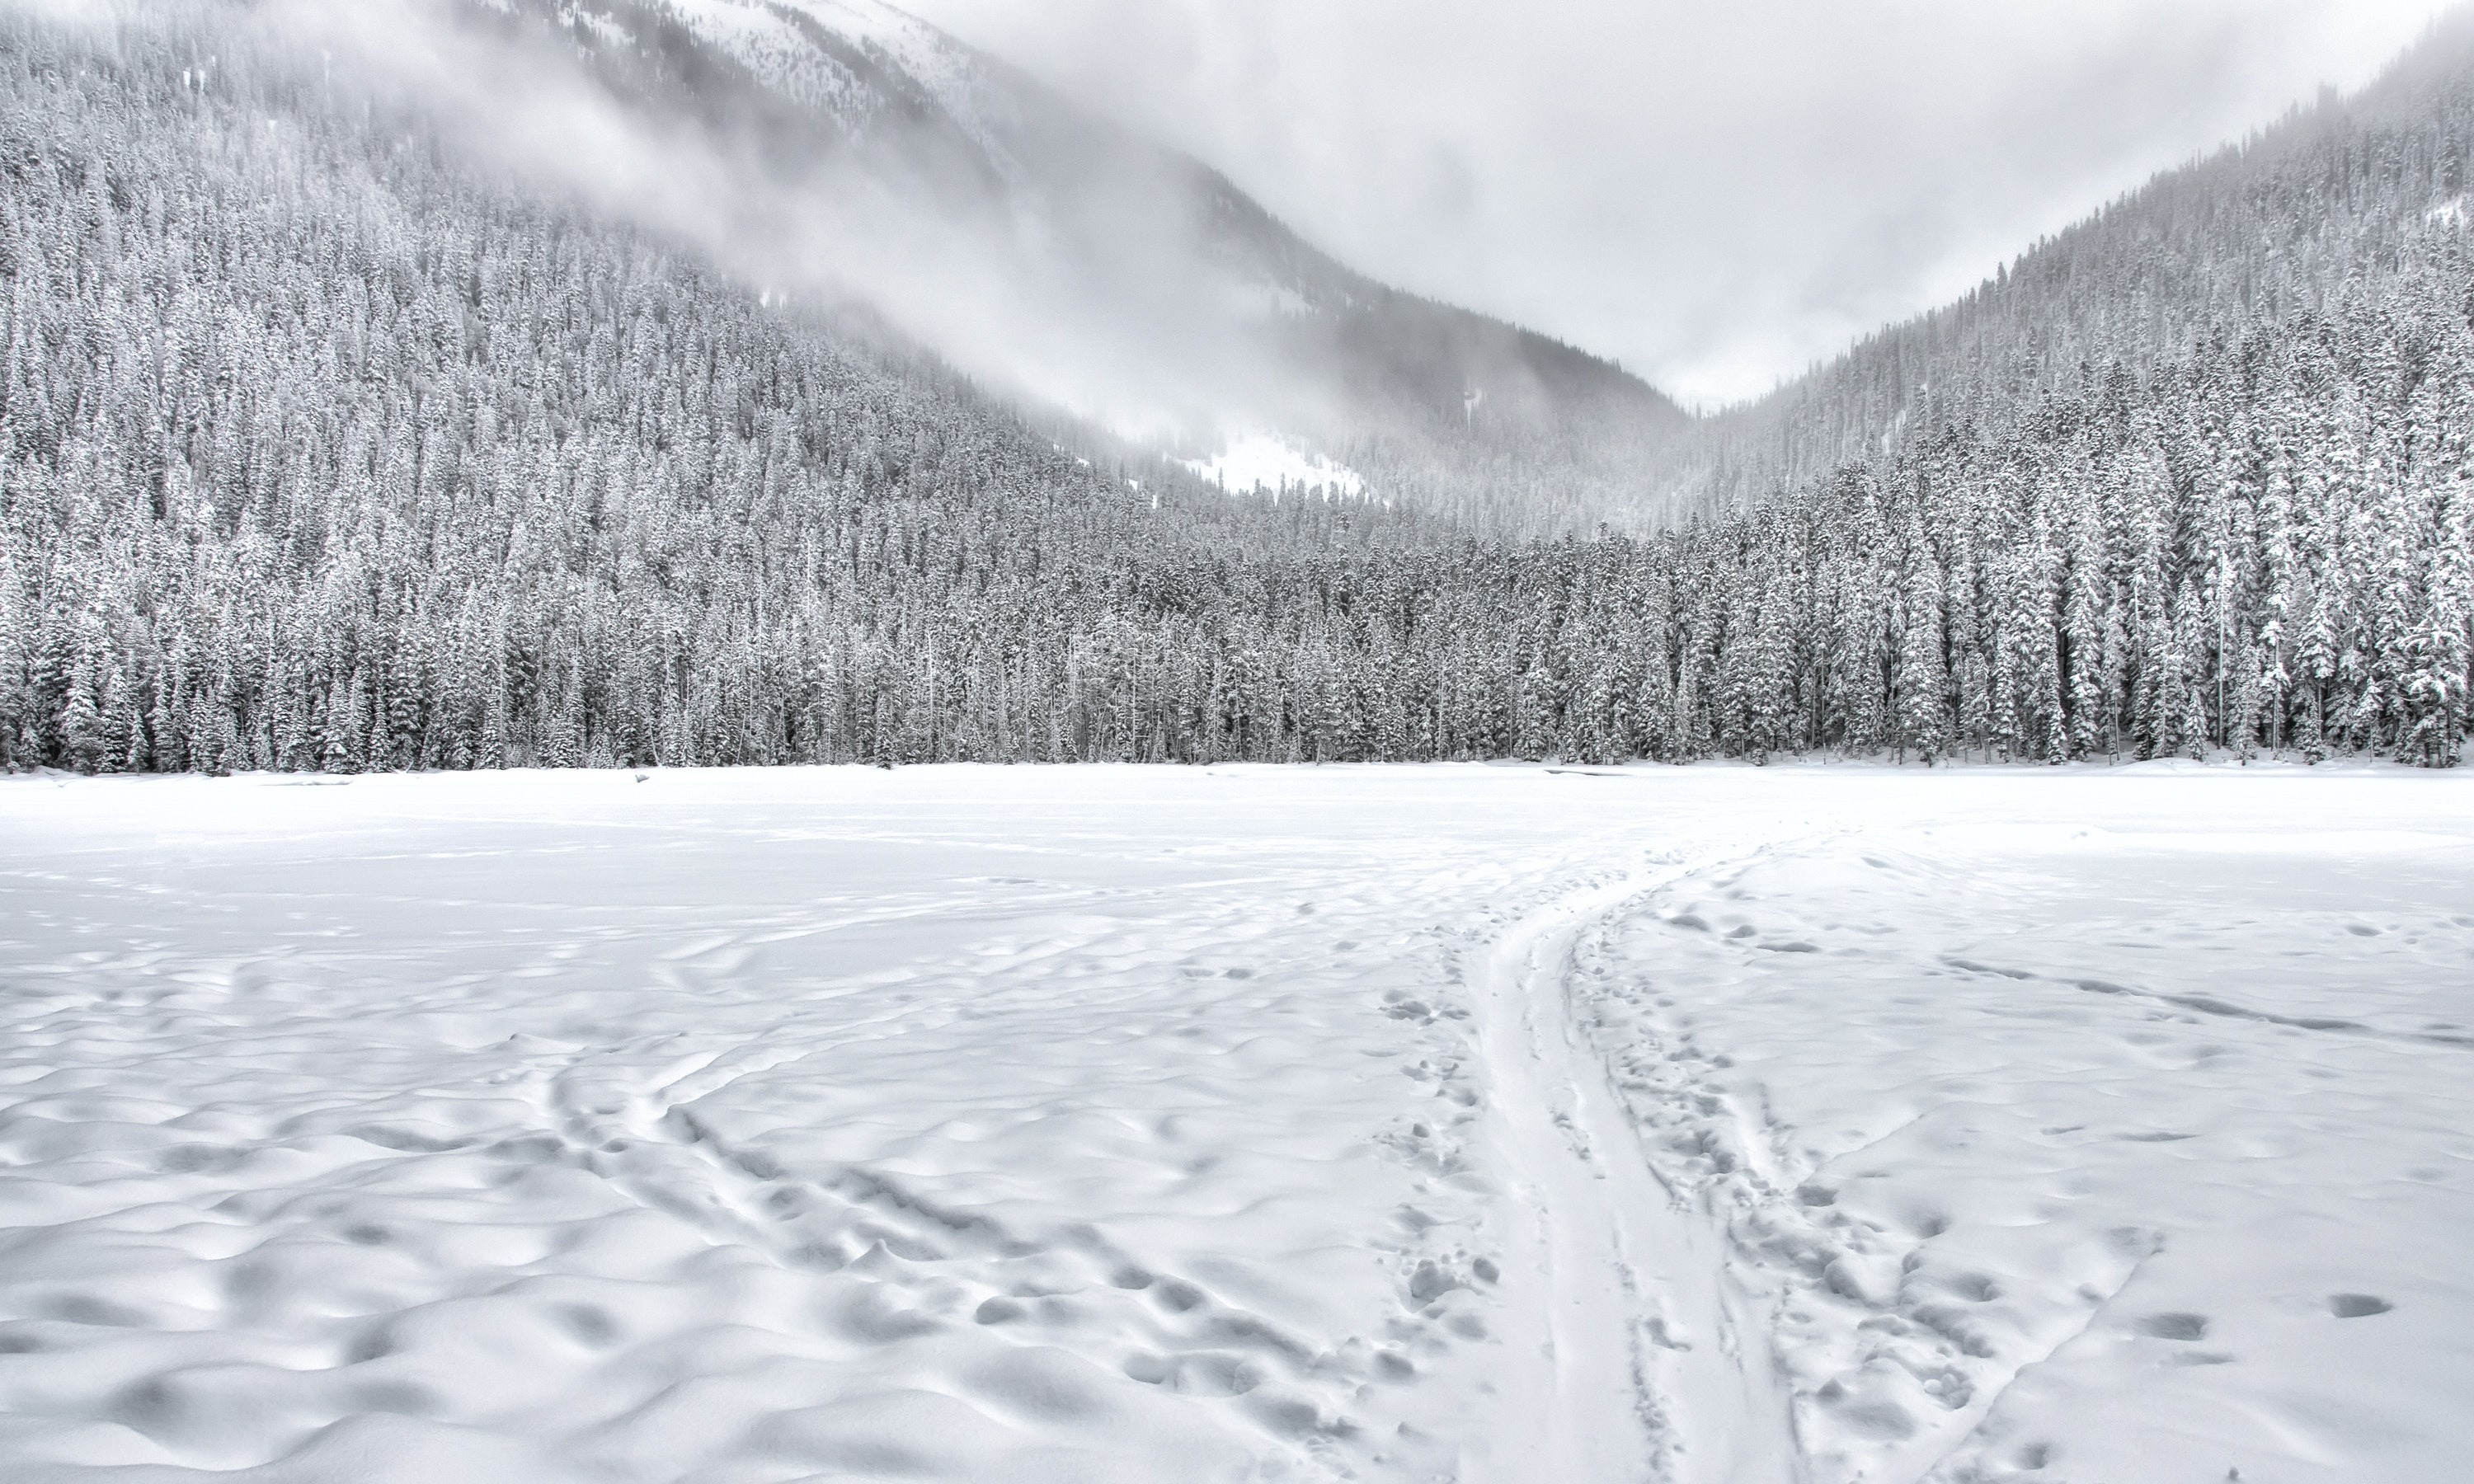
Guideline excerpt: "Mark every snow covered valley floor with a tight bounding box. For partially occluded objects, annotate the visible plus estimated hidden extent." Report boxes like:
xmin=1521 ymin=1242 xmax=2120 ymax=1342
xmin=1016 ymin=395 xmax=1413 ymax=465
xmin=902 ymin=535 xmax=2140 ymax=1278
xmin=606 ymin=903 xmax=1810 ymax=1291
xmin=0 ymin=763 xmax=2467 ymax=1484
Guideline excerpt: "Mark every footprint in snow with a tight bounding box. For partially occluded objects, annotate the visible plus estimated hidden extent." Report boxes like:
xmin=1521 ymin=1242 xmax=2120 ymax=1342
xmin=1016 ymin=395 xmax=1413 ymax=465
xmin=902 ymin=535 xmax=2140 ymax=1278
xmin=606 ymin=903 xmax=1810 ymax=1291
xmin=2132 ymin=1312 xmax=2209 ymax=1341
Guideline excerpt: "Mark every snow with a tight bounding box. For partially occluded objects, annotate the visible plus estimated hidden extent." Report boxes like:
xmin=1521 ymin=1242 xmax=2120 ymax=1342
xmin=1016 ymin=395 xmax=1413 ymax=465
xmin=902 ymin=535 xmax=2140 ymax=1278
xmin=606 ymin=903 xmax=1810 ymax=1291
xmin=1222 ymin=280 xmax=1315 ymax=321
xmin=1571 ymin=796 xmax=2474 ymax=1482
xmin=778 ymin=0 xmax=968 ymax=87
xmin=659 ymin=0 xmax=880 ymax=120
xmin=0 ymin=763 xmax=2467 ymax=1482
xmin=656 ymin=0 xmax=1041 ymax=190
xmin=1182 ymin=434 xmax=1366 ymax=498
xmin=650 ymin=0 xmax=1000 ymax=144
xmin=558 ymin=5 xmax=630 ymax=49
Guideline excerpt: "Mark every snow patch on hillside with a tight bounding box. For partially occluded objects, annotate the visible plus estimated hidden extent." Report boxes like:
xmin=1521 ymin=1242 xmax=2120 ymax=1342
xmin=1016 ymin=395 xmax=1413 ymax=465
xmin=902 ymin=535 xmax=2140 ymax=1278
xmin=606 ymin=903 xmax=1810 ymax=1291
xmin=658 ymin=0 xmax=1028 ymax=181
xmin=1183 ymin=434 xmax=1364 ymax=498
xmin=787 ymin=0 xmax=962 ymax=86
xmin=660 ymin=0 xmax=878 ymax=120
xmin=1223 ymin=279 xmax=1315 ymax=321
xmin=564 ymin=6 xmax=629 ymax=49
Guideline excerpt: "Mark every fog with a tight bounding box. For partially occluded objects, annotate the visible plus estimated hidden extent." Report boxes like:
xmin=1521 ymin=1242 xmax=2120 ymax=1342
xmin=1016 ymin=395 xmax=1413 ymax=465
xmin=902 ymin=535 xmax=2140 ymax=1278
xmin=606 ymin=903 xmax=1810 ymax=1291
xmin=910 ymin=0 xmax=2458 ymax=408
xmin=242 ymin=0 xmax=1320 ymax=448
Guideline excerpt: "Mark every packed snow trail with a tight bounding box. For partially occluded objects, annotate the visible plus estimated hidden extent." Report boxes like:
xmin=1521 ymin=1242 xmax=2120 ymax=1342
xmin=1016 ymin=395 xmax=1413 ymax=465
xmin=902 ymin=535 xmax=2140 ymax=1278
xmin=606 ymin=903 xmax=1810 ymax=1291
xmin=2 ymin=763 xmax=2469 ymax=1483
xmin=1466 ymin=855 xmax=1805 ymax=1484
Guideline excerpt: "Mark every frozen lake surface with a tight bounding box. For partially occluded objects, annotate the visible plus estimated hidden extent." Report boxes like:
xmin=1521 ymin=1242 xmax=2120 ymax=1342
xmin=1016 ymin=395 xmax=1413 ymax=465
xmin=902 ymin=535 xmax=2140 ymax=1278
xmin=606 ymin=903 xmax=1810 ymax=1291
xmin=1 ymin=763 xmax=2467 ymax=1483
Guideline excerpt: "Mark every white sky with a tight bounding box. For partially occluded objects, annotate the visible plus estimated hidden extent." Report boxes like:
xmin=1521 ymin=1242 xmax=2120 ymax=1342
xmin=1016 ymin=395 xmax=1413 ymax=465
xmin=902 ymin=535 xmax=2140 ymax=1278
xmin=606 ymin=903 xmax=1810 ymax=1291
xmin=905 ymin=0 xmax=2459 ymax=408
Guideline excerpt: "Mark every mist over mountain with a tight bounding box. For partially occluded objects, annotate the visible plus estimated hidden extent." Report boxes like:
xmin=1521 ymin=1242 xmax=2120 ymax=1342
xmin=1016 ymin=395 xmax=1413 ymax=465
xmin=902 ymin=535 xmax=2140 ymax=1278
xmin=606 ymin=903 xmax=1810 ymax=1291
xmin=332 ymin=0 xmax=1690 ymax=533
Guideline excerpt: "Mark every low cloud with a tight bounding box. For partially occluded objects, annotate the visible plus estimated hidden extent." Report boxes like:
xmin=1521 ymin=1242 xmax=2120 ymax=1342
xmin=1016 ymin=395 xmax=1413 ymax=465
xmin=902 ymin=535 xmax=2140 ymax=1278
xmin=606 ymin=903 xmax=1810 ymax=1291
xmin=910 ymin=0 xmax=2455 ymax=406
xmin=191 ymin=0 xmax=1319 ymax=446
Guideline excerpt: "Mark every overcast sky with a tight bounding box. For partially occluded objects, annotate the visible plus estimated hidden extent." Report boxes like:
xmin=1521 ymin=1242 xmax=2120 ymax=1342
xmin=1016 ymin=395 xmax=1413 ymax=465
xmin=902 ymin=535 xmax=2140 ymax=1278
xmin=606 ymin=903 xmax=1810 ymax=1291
xmin=905 ymin=0 xmax=2457 ymax=408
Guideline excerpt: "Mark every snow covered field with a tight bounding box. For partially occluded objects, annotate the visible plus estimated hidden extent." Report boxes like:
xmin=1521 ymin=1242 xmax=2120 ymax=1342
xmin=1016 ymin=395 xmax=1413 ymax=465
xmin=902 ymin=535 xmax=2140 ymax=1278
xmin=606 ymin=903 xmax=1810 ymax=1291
xmin=0 ymin=763 xmax=2466 ymax=1483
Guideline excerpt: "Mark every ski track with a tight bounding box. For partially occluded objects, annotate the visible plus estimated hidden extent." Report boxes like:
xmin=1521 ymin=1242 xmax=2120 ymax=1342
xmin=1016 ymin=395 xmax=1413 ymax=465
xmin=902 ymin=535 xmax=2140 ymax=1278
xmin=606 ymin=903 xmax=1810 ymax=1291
xmin=1 ymin=764 xmax=2469 ymax=1482
xmin=1468 ymin=846 xmax=1812 ymax=1484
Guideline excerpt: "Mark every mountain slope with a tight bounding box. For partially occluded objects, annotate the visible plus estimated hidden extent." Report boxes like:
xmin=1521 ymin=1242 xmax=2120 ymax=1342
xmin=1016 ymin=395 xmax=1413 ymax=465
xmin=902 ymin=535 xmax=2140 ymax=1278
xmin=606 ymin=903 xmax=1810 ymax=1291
xmin=430 ymin=0 xmax=1690 ymax=533
xmin=1658 ymin=10 xmax=2474 ymax=511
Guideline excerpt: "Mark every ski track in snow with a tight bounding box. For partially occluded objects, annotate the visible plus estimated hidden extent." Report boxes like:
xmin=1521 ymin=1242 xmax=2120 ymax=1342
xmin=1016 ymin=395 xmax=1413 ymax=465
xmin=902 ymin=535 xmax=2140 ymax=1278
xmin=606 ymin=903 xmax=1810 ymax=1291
xmin=0 ymin=763 xmax=2469 ymax=1483
xmin=1468 ymin=846 xmax=1811 ymax=1484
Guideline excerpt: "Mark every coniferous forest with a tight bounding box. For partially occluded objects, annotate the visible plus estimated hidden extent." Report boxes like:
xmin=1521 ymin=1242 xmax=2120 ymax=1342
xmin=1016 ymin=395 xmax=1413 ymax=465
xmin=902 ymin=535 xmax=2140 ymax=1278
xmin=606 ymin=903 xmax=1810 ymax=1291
xmin=2 ymin=7 xmax=2469 ymax=775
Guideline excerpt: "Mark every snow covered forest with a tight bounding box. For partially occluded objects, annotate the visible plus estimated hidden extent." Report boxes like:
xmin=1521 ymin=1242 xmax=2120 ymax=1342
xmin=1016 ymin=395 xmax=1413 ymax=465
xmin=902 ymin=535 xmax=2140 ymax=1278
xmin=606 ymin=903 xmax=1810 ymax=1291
xmin=2 ymin=5 xmax=2470 ymax=776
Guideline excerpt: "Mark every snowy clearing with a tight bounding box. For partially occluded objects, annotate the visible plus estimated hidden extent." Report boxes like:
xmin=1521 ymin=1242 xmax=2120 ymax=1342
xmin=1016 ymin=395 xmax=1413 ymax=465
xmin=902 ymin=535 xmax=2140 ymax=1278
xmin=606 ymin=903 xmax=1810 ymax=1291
xmin=0 ymin=763 xmax=2467 ymax=1483
xmin=1180 ymin=435 xmax=1366 ymax=497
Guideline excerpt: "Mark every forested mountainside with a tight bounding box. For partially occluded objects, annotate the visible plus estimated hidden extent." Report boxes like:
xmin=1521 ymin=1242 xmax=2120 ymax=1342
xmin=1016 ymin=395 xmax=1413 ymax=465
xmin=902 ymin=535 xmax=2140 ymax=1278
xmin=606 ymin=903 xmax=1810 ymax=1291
xmin=2 ymin=3 xmax=2467 ymax=773
xmin=1661 ymin=12 xmax=2474 ymax=514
